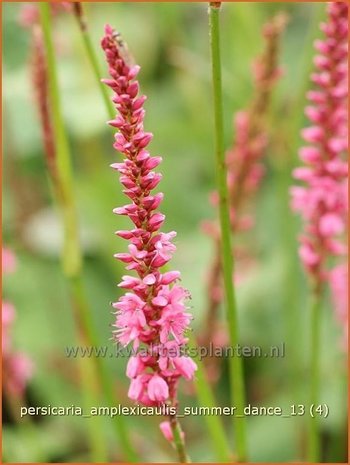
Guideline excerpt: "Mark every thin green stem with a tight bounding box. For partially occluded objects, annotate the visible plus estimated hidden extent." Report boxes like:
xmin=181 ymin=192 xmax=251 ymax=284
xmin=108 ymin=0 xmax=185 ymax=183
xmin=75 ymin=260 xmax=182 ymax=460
xmin=188 ymin=333 xmax=232 ymax=462
xmin=78 ymin=333 xmax=107 ymax=462
xmin=39 ymin=4 xmax=138 ymax=462
xmin=73 ymin=3 xmax=115 ymax=120
xmin=307 ymin=289 xmax=322 ymax=462
xmin=208 ymin=3 xmax=247 ymax=462
xmin=40 ymin=2 xmax=80 ymax=278
xmin=70 ymin=276 xmax=139 ymax=462
xmin=170 ymin=417 xmax=191 ymax=463
xmin=3 ymin=386 xmax=30 ymax=425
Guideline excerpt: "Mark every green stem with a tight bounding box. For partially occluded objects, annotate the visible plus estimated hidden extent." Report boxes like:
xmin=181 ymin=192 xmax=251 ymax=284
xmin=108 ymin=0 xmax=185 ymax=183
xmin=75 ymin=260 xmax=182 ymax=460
xmin=3 ymin=386 xmax=30 ymax=425
xmin=73 ymin=4 xmax=115 ymax=120
xmin=170 ymin=417 xmax=191 ymax=463
xmin=39 ymin=4 xmax=138 ymax=462
xmin=77 ymin=332 xmax=107 ymax=462
xmin=70 ymin=276 xmax=139 ymax=462
xmin=188 ymin=333 xmax=232 ymax=462
xmin=208 ymin=3 xmax=247 ymax=462
xmin=307 ymin=289 xmax=322 ymax=462
xmin=40 ymin=2 xmax=80 ymax=278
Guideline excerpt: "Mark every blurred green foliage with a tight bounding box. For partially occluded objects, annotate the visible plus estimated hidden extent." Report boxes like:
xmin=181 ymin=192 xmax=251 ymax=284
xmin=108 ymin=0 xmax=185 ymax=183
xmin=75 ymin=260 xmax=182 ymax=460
xmin=2 ymin=2 xmax=347 ymax=463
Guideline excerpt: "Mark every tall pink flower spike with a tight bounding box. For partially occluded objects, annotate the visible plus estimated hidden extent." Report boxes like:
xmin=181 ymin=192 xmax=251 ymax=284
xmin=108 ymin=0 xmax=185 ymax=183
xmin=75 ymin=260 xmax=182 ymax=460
xmin=101 ymin=25 xmax=197 ymax=435
xmin=291 ymin=2 xmax=348 ymax=342
xmin=18 ymin=2 xmax=72 ymax=28
xmin=2 ymin=248 xmax=34 ymax=396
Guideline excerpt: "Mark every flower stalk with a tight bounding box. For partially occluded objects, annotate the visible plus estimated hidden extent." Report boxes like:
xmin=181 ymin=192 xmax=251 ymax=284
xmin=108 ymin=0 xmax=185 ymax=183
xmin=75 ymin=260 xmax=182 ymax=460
xmin=208 ymin=3 xmax=247 ymax=461
xmin=170 ymin=417 xmax=190 ymax=463
xmin=308 ymin=289 xmax=322 ymax=461
xmin=188 ymin=332 xmax=232 ymax=462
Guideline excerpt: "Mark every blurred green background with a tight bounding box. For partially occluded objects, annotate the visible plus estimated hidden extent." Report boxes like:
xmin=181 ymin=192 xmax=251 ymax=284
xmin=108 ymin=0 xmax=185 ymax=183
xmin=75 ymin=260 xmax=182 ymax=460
xmin=2 ymin=2 xmax=347 ymax=463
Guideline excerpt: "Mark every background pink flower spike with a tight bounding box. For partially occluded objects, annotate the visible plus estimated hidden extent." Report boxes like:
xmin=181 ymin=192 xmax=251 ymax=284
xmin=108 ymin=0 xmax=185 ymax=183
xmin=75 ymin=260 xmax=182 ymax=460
xmin=2 ymin=248 xmax=34 ymax=397
xmin=291 ymin=2 xmax=348 ymax=339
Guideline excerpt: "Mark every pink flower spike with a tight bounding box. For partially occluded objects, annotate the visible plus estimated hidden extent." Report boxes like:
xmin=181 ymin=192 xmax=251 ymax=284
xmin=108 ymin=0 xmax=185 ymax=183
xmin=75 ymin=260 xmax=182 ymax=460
xmin=203 ymin=14 xmax=286 ymax=349
xmin=2 ymin=248 xmax=33 ymax=394
xmin=291 ymin=2 xmax=348 ymax=293
xmin=101 ymin=25 xmax=196 ymax=414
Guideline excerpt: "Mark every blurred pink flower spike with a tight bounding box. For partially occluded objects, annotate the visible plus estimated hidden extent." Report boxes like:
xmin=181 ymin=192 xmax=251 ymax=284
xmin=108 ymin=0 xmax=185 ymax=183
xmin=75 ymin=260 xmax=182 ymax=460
xmin=291 ymin=2 xmax=348 ymax=281
xmin=2 ymin=248 xmax=34 ymax=396
xmin=291 ymin=2 xmax=348 ymax=342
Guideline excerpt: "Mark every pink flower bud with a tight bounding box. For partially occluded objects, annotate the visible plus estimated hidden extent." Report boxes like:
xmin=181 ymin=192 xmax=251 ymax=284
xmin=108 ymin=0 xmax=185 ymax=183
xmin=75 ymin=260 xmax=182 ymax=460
xmin=126 ymin=356 xmax=144 ymax=379
xmin=159 ymin=421 xmax=174 ymax=442
xmin=147 ymin=374 xmax=169 ymax=402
